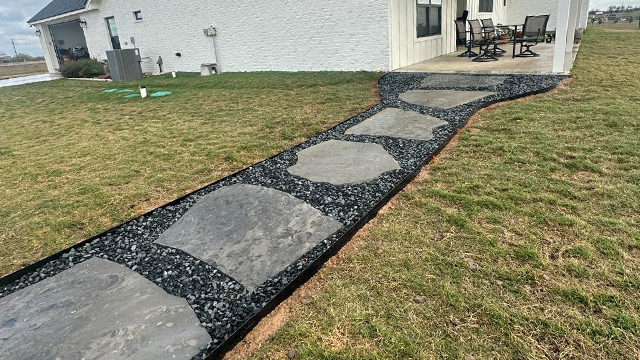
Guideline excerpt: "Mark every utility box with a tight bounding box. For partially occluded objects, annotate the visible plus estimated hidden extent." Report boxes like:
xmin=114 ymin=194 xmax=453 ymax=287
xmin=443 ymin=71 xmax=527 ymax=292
xmin=106 ymin=48 xmax=142 ymax=82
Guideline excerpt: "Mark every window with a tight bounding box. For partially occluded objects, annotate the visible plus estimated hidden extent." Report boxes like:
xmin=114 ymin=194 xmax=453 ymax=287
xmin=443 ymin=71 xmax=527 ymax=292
xmin=105 ymin=17 xmax=121 ymax=49
xmin=133 ymin=11 xmax=142 ymax=20
xmin=417 ymin=0 xmax=442 ymax=38
xmin=479 ymin=0 xmax=493 ymax=13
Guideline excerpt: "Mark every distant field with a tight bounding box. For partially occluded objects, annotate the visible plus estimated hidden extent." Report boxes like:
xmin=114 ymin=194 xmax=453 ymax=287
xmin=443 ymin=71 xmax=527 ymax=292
xmin=0 ymin=61 xmax=48 ymax=80
xmin=589 ymin=20 xmax=640 ymax=31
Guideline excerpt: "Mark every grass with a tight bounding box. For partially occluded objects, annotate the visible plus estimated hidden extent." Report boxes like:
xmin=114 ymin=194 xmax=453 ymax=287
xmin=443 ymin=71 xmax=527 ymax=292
xmin=249 ymin=27 xmax=640 ymax=359
xmin=0 ymin=71 xmax=381 ymax=276
xmin=0 ymin=61 xmax=48 ymax=79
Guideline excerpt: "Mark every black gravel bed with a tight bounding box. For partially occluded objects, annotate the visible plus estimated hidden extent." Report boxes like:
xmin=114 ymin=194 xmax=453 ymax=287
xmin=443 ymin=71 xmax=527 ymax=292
xmin=0 ymin=72 xmax=566 ymax=359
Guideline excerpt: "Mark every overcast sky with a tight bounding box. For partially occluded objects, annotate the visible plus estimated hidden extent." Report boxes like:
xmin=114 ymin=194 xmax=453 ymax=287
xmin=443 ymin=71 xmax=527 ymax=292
xmin=0 ymin=0 xmax=49 ymax=56
xmin=1 ymin=0 xmax=640 ymax=56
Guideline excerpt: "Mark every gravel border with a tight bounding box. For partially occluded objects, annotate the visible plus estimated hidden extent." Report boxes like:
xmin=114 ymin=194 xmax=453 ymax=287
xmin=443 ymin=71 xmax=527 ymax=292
xmin=0 ymin=72 xmax=567 ymax=359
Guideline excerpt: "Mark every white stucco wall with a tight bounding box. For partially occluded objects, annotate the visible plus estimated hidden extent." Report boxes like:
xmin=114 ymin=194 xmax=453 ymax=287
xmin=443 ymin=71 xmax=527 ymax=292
xmin=78 ymin=0 xmax=390 ymax=73
xmin=507 ymin=0 xmax=559 ymax=30
xmin=508 ymin=0 xmax=590 ymax=32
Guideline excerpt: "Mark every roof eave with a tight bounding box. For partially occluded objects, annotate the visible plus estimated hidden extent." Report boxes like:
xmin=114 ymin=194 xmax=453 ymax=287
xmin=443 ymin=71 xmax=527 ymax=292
xmin=28 ymin=8 xmax=94 ymax=25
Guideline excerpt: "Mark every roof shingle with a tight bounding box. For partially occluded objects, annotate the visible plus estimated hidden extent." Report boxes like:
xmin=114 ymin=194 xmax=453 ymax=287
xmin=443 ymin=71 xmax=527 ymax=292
xmin=28 ymin=0 xmax=88 ymax=23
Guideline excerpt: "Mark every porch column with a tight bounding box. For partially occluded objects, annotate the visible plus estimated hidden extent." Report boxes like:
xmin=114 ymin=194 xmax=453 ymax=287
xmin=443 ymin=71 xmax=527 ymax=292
xmin=581 ymin=0 xmax=592 ymax=28
xmin=552 ymin=0 xmax=578 ymax=73
xmin=565 ymin=0 xmax=580 ymax=71
xmin=37 ymin=24 xmax=59 ymax=74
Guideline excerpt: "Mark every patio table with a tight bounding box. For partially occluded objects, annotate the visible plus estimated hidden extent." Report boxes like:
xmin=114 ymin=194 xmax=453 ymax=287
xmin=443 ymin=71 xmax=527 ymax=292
xmin=498 ymin=24 xmax=525 ymax=58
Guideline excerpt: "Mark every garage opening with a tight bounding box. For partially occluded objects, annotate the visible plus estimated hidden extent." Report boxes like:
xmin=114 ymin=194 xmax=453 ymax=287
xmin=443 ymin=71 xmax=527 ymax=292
xmin=48 ymin=20 xmax=90 ymax=68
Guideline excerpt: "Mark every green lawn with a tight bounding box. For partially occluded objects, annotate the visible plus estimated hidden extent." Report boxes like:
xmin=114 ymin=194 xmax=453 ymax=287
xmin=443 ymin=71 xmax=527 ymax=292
xmin=0 ymin=72 xmax=381 ymax=276
xmin=248 ymin=28 xmax=640 ymax=359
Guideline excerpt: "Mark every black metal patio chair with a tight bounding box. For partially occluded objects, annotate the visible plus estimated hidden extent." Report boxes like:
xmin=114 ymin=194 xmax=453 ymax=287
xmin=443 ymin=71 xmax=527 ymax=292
xmin=481 ymin=18 xmax=507 ymax=55
xmin=455 ymin=19 xmax=478 ymax=58
xmin=514 ymin=15 xmax=550 ymax=57
xmin=468 ymin=19 xmax=498 ymax=62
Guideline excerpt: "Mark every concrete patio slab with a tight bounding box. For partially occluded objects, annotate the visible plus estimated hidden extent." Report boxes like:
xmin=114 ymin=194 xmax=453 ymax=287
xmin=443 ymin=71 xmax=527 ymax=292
xmin=156 ymin=184 xmax=342 ymax=291
xmin=0 ymin=257 xmax=210 ymax=360
xmin=399 ymin=89 xmax=496 ymax=109
xmin=288 ymin=140 xmax=400 ymax=185
xmin=345 ymin=108 xmax=447 ymax=141
xmin=421 ymin=74 xmax=507 ymax=88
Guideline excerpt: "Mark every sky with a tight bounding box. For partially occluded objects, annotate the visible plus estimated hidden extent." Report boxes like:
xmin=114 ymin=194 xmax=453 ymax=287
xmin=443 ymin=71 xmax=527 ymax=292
xmin=0 ymin=0 xmax=52 ymax=57
xmin=1 ymin=0 xmax=640 ymax=57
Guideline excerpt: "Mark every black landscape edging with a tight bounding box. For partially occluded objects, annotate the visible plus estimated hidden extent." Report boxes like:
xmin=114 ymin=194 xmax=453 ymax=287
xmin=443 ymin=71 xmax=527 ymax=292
xmin=0 ymin=72 xmax=568 ymax=360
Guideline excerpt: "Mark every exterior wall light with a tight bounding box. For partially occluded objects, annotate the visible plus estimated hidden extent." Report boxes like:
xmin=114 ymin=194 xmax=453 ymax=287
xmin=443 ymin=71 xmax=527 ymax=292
xmin=79 ymin=20 xmax=88 ymax=29
xmin=35 ymin=29 xmax=42 ymax=36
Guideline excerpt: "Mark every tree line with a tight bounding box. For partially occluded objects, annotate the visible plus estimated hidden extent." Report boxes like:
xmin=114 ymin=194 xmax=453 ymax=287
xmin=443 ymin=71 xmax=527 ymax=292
xmin=590 ymin=5 xmax=640 ymax=13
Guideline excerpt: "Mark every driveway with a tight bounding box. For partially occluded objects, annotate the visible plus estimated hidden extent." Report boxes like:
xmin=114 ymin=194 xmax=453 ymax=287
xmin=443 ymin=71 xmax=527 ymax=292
xmin=0 ymin=73 xmax=60 ymax=88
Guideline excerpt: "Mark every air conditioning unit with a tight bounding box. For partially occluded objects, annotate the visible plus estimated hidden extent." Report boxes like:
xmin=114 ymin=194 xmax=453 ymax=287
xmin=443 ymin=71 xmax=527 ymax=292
xmin=106 ymin=48 xmax=142 ymax=82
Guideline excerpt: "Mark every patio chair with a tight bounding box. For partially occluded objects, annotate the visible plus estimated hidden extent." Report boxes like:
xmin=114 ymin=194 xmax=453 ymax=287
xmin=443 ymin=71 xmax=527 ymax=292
xmin=481 ymin=18 xmax=507 ymax=55
xmin=514 ymin=15 xmax=550 ymax=57
xmin=468 ymin=19 xmax=498 ymax=62
xmin=455 ymin=19 xmax=478 ymax=58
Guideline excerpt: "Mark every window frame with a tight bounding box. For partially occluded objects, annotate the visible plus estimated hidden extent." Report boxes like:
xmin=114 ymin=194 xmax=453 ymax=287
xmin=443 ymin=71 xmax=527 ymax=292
xmin=133 ymin=11 xmax=143 ymax=21
xmin=416 ymin=0 xmax=443 ymax=39
xmin=105 ymin=16 xmax=121 ymax=50
xmin=479 ymin=0 xmax=494 ymax=13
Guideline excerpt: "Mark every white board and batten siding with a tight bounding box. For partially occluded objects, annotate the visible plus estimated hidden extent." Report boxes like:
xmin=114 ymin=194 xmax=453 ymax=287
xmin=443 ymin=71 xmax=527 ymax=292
xmin=390 ymin=0 xmax=457 ymax=70
xmin=465 ymin=0 xmax=508 ymax=23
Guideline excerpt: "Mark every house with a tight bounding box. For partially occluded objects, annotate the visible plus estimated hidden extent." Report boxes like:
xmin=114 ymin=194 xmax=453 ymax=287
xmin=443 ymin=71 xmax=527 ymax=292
xmin=28 ymin=0 xmax=590 ymax=76
xmin=0 ymin=52 xmax=12 ymax=63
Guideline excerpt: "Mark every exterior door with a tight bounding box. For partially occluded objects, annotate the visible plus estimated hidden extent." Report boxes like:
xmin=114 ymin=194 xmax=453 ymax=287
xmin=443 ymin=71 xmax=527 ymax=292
xmin=106 ymin=17 xmax=121 ymax=49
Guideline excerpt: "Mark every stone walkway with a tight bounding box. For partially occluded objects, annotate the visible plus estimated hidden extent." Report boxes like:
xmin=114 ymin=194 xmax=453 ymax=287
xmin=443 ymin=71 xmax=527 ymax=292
xmin=0 ymin=72 xmax=565 ymax=359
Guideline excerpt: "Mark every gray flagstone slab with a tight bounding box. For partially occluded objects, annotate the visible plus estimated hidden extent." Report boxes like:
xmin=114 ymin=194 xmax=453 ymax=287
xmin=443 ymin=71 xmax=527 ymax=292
xmin=399 ymin=89 xmax=496 ymax=109
xmin=345 ymin=108 xmax=448 ymax=141
xmin=156 ymin=184 xmax=343 ymax=291
xmin=0 ymin=257 xmax=210 ymax=360
xmin=287 ymin=140 xmax=401 ymax=185
xmin=421 ymin=74 xmax=507 ymax=88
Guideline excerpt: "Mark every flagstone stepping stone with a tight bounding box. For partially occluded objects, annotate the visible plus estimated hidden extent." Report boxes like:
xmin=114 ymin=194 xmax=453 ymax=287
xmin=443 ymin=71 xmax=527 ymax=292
xmin=345 ymin=108 xmax=447 ymax=141
xmin=156 ymin=184 xmax=342 ymax=291
xmin=0 ymin=257 xmax=210 ymax=360
xmin=151 ymin=91 xmax=173 ymax=97
xmin=288 ymin=140 xmax=400 ymax=185
xmin=421 ymin=74 xmax=507 ymax=88
xmin=399 ymin=89 xmax=496 ymax=109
